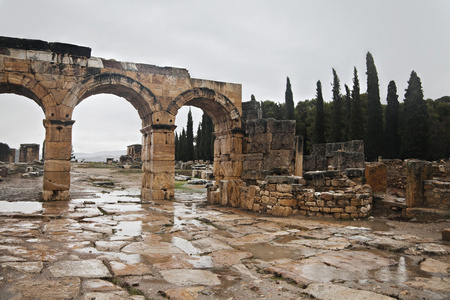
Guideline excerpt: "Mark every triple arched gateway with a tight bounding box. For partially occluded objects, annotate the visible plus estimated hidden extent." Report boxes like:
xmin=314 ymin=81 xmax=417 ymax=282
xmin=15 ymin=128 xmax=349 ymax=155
xmin=0 ymin=37 xmax=243 ymax=201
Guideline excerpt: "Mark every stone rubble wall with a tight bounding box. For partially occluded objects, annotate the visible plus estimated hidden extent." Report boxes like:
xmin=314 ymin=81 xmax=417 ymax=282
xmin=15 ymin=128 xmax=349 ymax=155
xmin=383 ymin=159 xmax=406 ymax=190
xmin=304 ymin=140 xmax=364 ymax=172
xmin=208 ymin=172 xmax=372 ymax=219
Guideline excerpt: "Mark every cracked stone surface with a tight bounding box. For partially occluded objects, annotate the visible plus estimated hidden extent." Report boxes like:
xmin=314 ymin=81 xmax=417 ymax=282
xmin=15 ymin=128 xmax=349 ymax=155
xmin=0 ymin=165 xmax=449 ymax=300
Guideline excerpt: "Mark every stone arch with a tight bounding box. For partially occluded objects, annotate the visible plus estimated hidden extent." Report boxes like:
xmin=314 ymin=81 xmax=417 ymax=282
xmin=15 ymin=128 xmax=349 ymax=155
xmin=0 ymin=74 xmax=56 ymax=115
xmin=63 ymin=72 xmax=161 ymax=125
xmin=168 ymin=87 xmax=242 ymax=132
xmin=169 ymin=87 xmax=243 ymax=182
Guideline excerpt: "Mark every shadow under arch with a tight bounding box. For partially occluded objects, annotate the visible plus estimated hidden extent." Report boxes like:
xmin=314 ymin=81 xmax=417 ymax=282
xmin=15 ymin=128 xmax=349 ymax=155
xmin=63 ymin=72 xmax=161 ymax=125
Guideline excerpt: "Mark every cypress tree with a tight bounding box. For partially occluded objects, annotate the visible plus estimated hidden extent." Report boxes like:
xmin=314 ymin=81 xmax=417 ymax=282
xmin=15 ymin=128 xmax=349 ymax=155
xmin=174 ymin=132 xmax=179 ymax=161
xmin=186 ymin=108 xmax=194 ymax=161
xmin=384 ymin=81 xmax=400 ymax=158
xmin=195 ymin=121 xmax=202 ymax=160
xmin=331 ymin=68 xmax=343 ymax=142
xmin=350 ymin=67 xmax=363 ymax=140
xmin=401 ymin=71 xmax=430 ymax=159
xmin=314 ymin=80 xmax=326 ymax=144
xmin=285 ymin=77 xmax=295 ymax=120
xmin=178 ymin=128 xmax=186 ymax=161
xmin=343 ymin=84 xmax=352 ymax=141
xmin=366 ymin=52 xmax=384 ymax=160
xmin=201 ymin=112 xmax=214 ymax=161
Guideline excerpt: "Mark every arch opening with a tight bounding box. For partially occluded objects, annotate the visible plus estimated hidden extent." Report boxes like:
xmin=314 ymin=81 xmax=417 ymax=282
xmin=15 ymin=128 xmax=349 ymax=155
xmin=0 ymin=93 xmax=45 ymax=161
xmin=64 ymin=73 xmax=159 ymax=125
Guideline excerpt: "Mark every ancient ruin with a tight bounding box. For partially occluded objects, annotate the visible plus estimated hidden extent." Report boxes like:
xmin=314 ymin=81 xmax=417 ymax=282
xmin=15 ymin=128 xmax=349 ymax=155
xmin=0 ymin=36 xmax=242 ymax=201
xmin=19 ymin=143 xmax=39 ymax=162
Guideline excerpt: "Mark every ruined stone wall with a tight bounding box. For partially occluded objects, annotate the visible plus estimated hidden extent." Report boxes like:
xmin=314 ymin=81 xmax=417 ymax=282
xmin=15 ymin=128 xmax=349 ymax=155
xmin=404 ymin=160 xmax=450 ymax=220
xmin=242 ymin=119 xmax=296 ymax=183
xmin=208 ymin=170 xmax=372 ymax=219
xmin=304 ymin=140 xmax=364 ymax=171
xmin=19 ymin=144 xmax=39 ymax=162
xmin=383 ymin=159 xmax=406 ymax=190
xmin=127 ymin=144 xmax=142 ymax=161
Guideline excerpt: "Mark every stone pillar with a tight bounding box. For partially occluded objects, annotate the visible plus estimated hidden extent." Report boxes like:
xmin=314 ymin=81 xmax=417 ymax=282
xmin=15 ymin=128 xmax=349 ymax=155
xmin=295 ymin=136 xmax=303 ymax=176
xmin=406 ymin=160 xmax=433 ymax=207
xmin=213 ymin=129 xmax=243 ymax=182
xmin=42 ymin=119 xmax=75 ymax=201
xmin=141 ymin=124 xmax=175 ymax=201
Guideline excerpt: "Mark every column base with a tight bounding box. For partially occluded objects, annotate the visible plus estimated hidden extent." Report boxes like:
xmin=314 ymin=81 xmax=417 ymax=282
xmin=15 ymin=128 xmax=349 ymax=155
xmin=42 ymin=190 xmax=70 ymax=201
xmin=141 ymin=188 xmax=174 ymax=202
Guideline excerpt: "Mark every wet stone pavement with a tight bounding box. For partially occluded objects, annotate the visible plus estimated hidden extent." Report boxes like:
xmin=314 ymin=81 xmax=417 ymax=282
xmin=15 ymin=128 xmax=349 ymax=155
xmin=0 ymin=167 xmax=449 ymax=299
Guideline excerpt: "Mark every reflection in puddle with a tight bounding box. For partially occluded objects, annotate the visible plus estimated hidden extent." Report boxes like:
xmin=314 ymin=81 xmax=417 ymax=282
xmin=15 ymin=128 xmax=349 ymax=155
xmin=113 ymin=221 xmax=142 ymax=237
xmin=0 ymin=201 xmax=42 ymax=214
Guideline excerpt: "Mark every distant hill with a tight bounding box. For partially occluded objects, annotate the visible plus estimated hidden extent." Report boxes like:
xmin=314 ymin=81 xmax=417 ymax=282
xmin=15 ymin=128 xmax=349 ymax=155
xmin=73 ymin=150 xmax=126 ymax=162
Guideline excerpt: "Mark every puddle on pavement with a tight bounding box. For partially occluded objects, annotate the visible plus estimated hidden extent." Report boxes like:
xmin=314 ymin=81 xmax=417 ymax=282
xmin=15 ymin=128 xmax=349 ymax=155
xmin=0 ymin=201 xmax=42 ymax=214
xmin=113 ymin=221 xmax=142 ymax=237
xmin=238 ymin=243 xmax=313 ymax=261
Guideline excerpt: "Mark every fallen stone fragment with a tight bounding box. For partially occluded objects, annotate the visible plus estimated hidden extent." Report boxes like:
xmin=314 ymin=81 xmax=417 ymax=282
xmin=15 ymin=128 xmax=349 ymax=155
xmin=404 ymin=277 xmax=450 ymax=293
xmin=365 ymin=236 xmax=411 ymax=252
xmin=303 ymin=282 xmax=395 ymax=299
xmin=420 ymin=258 xmax=450 ymax=274
xmin=109 ymin=260 xmax=152 ymax=276
xmin=1 ymin=261 xmax=43 ymax=273
xmin=165 ymin=286 xmax=205 ymax=300
xmin=160 ymin=269 xmax=221 ymax=286
xmin=416 ymin=243 xmax=449 ymax=255
xmin=49 ymin=259 xmax=111 ymax=278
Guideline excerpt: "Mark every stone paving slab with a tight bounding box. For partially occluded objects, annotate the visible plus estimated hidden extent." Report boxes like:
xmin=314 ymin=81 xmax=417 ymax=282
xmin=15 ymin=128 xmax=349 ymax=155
xmin=303 ymin=282 xmax=395 ymax=300
xmin=160 ymin=269 xmax=221 ymax=286
xmin=49 ymin=259 xmax=111 ymax=278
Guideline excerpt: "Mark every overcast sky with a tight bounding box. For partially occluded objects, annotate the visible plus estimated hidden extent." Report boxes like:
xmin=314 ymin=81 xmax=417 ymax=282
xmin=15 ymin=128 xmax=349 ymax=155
xmin=0 ymin=0 xmax=449 ymax=154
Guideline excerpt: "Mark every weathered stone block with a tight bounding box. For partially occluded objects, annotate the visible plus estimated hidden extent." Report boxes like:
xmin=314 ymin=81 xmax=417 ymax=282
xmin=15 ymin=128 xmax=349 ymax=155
xmin=265 ymin=176 xmax=301 ymax=184
xmin=303 ymin=171 xmax=325 ymax=186
xmin=277 ymin=184 xmax=292 ymax=193
xmin=330 ymin=207 xmax=343 ymax=213
xmin=272 ymin=205 xmax=292 ymax=216
xmin=44 ymin=142 xmax=72 ymax=160
xmin=279 ymin=198 xmax=297 ymax=207
xmin=345 ymin=168 xmax=365 ymax=178
xmin=405 ymin=160 xmax=433 ymax=208
xmin=43 ymin=171 xmax=70 ymax=191
xmin=271 ymin=133 xmax=295 ymax=150
xmin=365 ymin=162 xmax=387 ymax=193
xmin=42 ymin=190 xmax=70 ymax=201
xmin=240 ymin=185 xmax=256 ymax=210
xmin=345 ymin=206 xmax=357 ymax=213
xmin=44 ymin=160 xmax=71 ymax=172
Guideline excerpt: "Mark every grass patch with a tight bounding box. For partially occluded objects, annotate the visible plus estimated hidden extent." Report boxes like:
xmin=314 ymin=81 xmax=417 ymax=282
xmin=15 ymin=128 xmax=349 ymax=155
xmin=75 ymin=162 xmax=114 ymax=169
